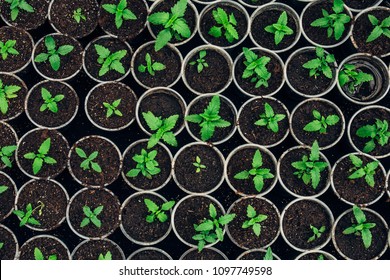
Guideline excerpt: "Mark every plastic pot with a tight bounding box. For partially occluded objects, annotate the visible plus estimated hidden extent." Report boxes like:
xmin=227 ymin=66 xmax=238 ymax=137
xmin=180 ymin=247 xmax=228 ymax=260
xmin=0 ymin=224 xmax=19 ymax=260
xmin=236 ymin=248 xmax=281 ymax=260
xmin=72 ymin=238 xmax=125 ymax=260
xmin=295 ymin=250 xmax=337 ymax=260
xmin=128 ymin=247 xmax=172 ymax=260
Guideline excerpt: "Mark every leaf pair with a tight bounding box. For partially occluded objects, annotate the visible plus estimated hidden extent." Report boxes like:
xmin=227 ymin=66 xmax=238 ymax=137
xmin=193 ymin=156 xmax=206 ymax=173
xmin=242 ymin=48 xmax=272 ymax=88
xmin=209 ymin=8 xmax=239 ymax=43
xmin=23 ymin=138 xmax=57 ymax=175
xmin=126 ymin=149 xmax=161 ymax=179
xmin=103 ymin=99 xmax=122 ymax=118
xmin=144 ymin=198 xmax=175 ymax=223
xmin=348 ymin=154 xmax=379 ymax=188
xmin=338 ymin=64 xmax=373 ymax=94
xmin=34 ymin=36 xmax=74 ymax=71
xmin=366 ymin=14 xmax=390 ymax=43
xmin=356 ymin=119 xmax=389 ymax=154
xmin=142 ymin=111 xmax=179 ymax=148
xmin=5 ymin=0 xmax=34 ymax=21
xmin=138 ymin=53 xmax=166 ymax=76
xmin=80 ymin=205 xmax=103 ymax=228
xmin=302 ymin=47 xmax=335 ymax=79
xmin=264 ymin=11 xmax=294 ymax=45
xmin=75 ymin=147 xmax=102 ymax=173
xmin=34 ymin=247 xmax=57 ymax=260
xmin=0 ymin=79 xmax=21 ymax=115
xmin=98 ymin=251 xmax=112 ymax=260
xmin=102 ymin=0 xmax=137 ymax=29
xmin=0 ymin=145 xmax=17 ymax=168
xmin=242 ymin=205 xmax=268 ymax=237
xmin=0 ymin=40 xmax=19 ymax=60
xmin=303 ymin=109 xmax=340 ymax=134
xmin=254 ymin=102 xmax=286 ymax=133
xmin=40 ymin=87 xmax=64 ymax=113
xmin=95 ymin=44 xmax=127 ymax=77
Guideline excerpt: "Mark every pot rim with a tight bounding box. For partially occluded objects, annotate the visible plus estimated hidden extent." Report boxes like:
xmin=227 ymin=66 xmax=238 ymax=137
xmin=295 ymin=250 xmax=337 ymax=260
xmin=179 ymin=246 xmax=228 ymax=260
xmin=71 ymin=238 xmax=125 ymax=260
xmin=236 ymin=248 xmax=281 ymax=260
xmin=128 ymin=246 xmax=173 ymax=260
xmin=0 ymin=224 xmax=19 ymax=260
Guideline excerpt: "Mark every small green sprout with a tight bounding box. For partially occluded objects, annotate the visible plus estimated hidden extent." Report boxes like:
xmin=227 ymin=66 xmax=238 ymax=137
xmin=254 ymin=102 xmax=286 ymax=133
xmin=0 ymin=145 xmax=17 ymax=168
xmin=263 ymin=247 xmax=273 ymax=260
xmin=307 ymin=225 xmax=326 ymax=243
xmin=98 ymin=251 xmax=112 ymax=260
xmin=338 ymin=64 xmax=373 ymax=94
xmin=23 ymin=138 xmax=57 ymax=175
xmin=242 ymin=205 xmax=268 ymax=237
xmin=5 ymin=0 xmax=34 ymax=21
xmin=0 ymin=185 xmax=8 ymax=194
xmin=144 ymin=198 xmax=175 ymax=223
xmin=94 ymin=44 xmax=127 ymax=77
xmin=343 ymin=205 xmax=376 ymax=249
xmin=356 ymin=119 xmax=389 ymax=153
xmin=0 ymin=40 xmax=19 ymax=60
xmin=264 ymin=11 xmax=294 ymax=45
xmin=102 ymin=0 xmax=137 ymax=29
xmin=138 ymin=53 xmax=166 ymax=76
xmin=0 ymin=242 xmax=3 ymax=249
xmin=303 ymin=110 xmax=340 ymax=134
xmin=0 ymin=79 xmax=21 ymax=115
xmin=80 ymin=205 xmax=103 ymax=228
xmin=34 ymin=247 xmax=57 ymax=260
xmin=40 ymin=87 xmax=64 ymax=113
xmin=318 ymin=254 xmax=324 ymax=260
xmin=348 ymin=154 xmax=379 ymax=188
xmin=13 ymin=201 xmax=44 ymax=227
xmin=302 ymin=47 xmax=335 ymax=79
xmin=193 ymin=156 xmax=206 ymax=173
xmin=75 ymin=148 xmax=102 ymax=173
xmin=126 ymin=149 xmax=160 ymax=179
xmin=73 ymin=8 xmax=86 ymax=24
xmin=366 ymin=14 xmax=390 ymax=43
xmin=103 ymin=99 xmax=122 ymax=118
xmin=209 ymin=7 xmax=238 ymax=43
xmin=189 ymin=50 xmax=208 ymax=73
xmin=242 ymin=48 xmax=272 ymax=88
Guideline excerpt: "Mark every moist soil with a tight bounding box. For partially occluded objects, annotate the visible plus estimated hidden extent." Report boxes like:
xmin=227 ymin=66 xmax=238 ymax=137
xmin=227 ymin=147 xmax=276 ymax=196
xmin=238 ymin=251 xmax=270 ymax=260
xmin=0 ymin=74 xmax=27 ymax=121
xmin=181 ymin=248 xmax=225 ymax=260
xmin=68 ymin=188 xmax=120 ymax=238
xmin=18 ymin=236 xmax=69 ymax=260
xmin=0 ymin=122 xmax=17 ymax=169
xmin=282 ymin=199 xmax=332 ymax=250
xmin=334 ymin=210 xmax=388 ymax=259
xmin=26 ymin=81 xmax=79 ymax=128
xmin=298 ymin=252 xmax=333 ymax=260
xmin=184 ymin=48 xmax=231 ymax=93
xmin=349 ymin=108 xmax=390 ymax=157
xmin=0 ymin=173 xmax=15 ymax=221
xmin=227 ymin=197 xmax=280 ymax=249
xmin=238 ymin=98 xmax=289 ymax=146
xmin=86 ymin=82 xmax=136 ymax=130
xmin=72 ymin=239 xmax=124 ymax=260
xmin=50 ymin=0 xmax=99 ymax=38
xmin=121 ymin=193 xmax=171 ymax=243
xmin=279 ymin=147 xmax=330 ymax=197
xmin=0 ymin=226 xmax=17 ymax=259
xmin=131 ymin=249 xmax=171 ymax=260
xmin=99 ymin=0 xmax=147 ymax=40
xmin=0 ymin=27 xmax=32 ymax=73
xmin=345 ymin=0 xmax=380 ymax=10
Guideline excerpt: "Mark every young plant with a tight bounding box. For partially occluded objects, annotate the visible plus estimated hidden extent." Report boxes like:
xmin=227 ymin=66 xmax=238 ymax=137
xmin=263 ymin=247 xmax=273 ymax=260
xmin=264 ymin=11 xmax=294 ymax=45
xmin=144 ymin=198 xmax=175 ymax=223
xmin=0 ymin=242 xmax=3 ymax=249
xmin=348 ymin=154 xmax=379 ymax=188
xmin=0 ymin=145 xmax=17 ymax=168
xmin=242 ymin=48 xmax=272 ymax=88
xmin=126 ymin=149 xmax=160 ymax=179
xmin=302 ymin=47 xmax=335 ymax=79
xmin=291 ymin=140 xmax=328 ymax=190
xmin=185 ymin=95 xmax=231 ymax=142
xmin=98 ymin=251 xmax=112 ymax=260
xmin=234 ymin=150 xmax=275 ymax=193
xmin=338 ymin=64 xmax=373 ymax=94
xmin=0 ymin=79 xmax=21 ymax=115
xmin=148 ymin=0 xmax=191 ymax=51
xmin=5 ymin=0 xmax=34 ymax=21
xmin=318 ymin=254 xmax=325 ymax=260
xmin=193 ymin=156 xmax=206 ymax=173
xmin=310 ymin=0 xmax=351 ymax=41
xmin=94 ymin=44 xmax=127 ymax=77
xmin=142 ymin=111 xmax=179 ymax=148
xmin=356 ymin=119 xmax=389 ymax=153
xmin=34 ymin=247 xmax=57 ymax=260
xmin=189 ymin=50 xmax=208 ymax=73
xmin=254 ymin=102 xmax=286 ymax=133
xmin=192 ymin=203 xmax=236 ymax=252
xmin=0 ymin=40 xmax=19 ymax=60
xmin=75 ymin=148 xmax=102 ymax=173
xmin=13 ymin=201 xmax=44 ymax=227
xmin=40 ymin=87 xmax=64 ymax=113
xmin=366 ymin=14 xmax=390 ymax=43
xmin=242 ymin=205 xmax=268 ymax=237
xmin=0 ymin=185 xmax=8 ymax=195
xmin=209 ymin=8 xmax=239 ymax=43
xmin=307 ymin=225 xmax=326 ymax=243
xmin=23 ymin=138 xmax=57 ymax=175
xmin=73 ymin=8 xmax=86 ymax=24
xmin=102 ymin=0 xmax=137 ymax=29
xmin=34 ymin=36 xmax=74 ymax=72
xmin=80 ymin=205 xmax=103 ymax=228
xmin=303 ymin=110 xmax=340 ymax=134
xmin=342 ymin=205 xmax=376 ymax=249
xmin=103 ymin=99 xmax=122 ymax=118
xmin=138 ymin=53 xmax=166 ymax=76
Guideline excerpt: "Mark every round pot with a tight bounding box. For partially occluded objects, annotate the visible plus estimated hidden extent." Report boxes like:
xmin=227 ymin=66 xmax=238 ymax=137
xmin=180 ymin=247 xmax=228 ymax=260
xmin=295 ymin=250 xmax=336 ymax=260
xmin=0 ymin=224 xmax=18 ymax=260
xmin=128 ymin=247 xmax=172 ymax=260
xmin=236 ymin=248 xmax=281 ymax=260
xmin=344 ymin=0 xmax=383 ymax=13
xmin=0 ymin=121 xmax=18 ymax=170
xmin=0 ymin=73 xmax=28 ymax=122
xmin=72 ymin=238 xmax=125 ymax=260
xmin=0 ymin=171 xmax=17 ymax=222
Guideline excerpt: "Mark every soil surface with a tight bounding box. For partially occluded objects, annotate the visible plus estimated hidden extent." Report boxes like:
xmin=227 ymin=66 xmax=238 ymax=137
xmin=0 ymin=122 xmax=18 ymax=169
xmin=72 ymin=239 xmax=124 ymax=260
xmin=18 ymin=236 xmax=70 ymax=260
xmin=0 ymin=226 xmax=17 ymax=259
xmin=0 ymin=173 xmax=15 ymax=221
xmin=181 ymin=248 xmax=225 ymax=260
xmin=130 ymin=249 xmax=171 ymax=260
xmin=345 ymin=0 xmax=380 ymax=10
xmin=297 ymin=252 xmax=333 ymax=260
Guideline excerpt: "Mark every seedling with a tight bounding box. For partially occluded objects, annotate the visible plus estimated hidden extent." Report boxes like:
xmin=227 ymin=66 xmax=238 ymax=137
xmin=209 ymin=8 xmax=238 ymax=43
xmin=0 ymin=40 xmax=19 ymax=60
xmin=34 ymin=247 xmax=57 ymax=260
xmin=94 ymin=44 xmax=127 ymax=77
xmin=102 ymin=0 xmax=137 ymax=29
xmin=348 ymin=154 xmax=379 ymax=188
xmin=343 ymin=205 xmax=376 ymax=249
xmin=40 ymin=87 xmax=64 ymax=113
xmin=0 ymin=145 xmax=17 ymax=168
xmin=264 ymin=11 xmax=294 ymax=45
xmin=138 ymin=53 xmax=166 ymax=76
xmin=98 ymin=251 xmax=112 ymax=260
xmin=307 ymin=225 xmax=326 ymax=242
xmin=142 ymin=111 xmax=179 ymax=148
xmin=366 ymin=14 xmax=390 ymax=43
xmin=234 ymin=149 xmax=275 ymax=193
xmin=302 ymin=47 xmax=336 ymax=79
xmin=0 ymin=185 xmax=8 ymax=194
xmin=34 ymin=36 xmax=74 ymax=72
xmin=5 ymin=0 xmax=34 ymax=21
xmin=75 ymin=148 xmax=102 ymax=173
xmin=80 ymin=205 xmax=103 ymax=228
xmin=103 ymin=99 xmax=122 ymax=118
xmin=189 ymin=50 xmax=208 ymax=73
xmin=303 ymin=110 xmax=340 ymax=134
xmin=192 ymin=203 xmax=236 ymax=252
xmin=242 ymin=205 xmax=268 ymax=237
xmin=338 ymin=64 xmax=373 ymax=94
xmin=254 ymin=102 xmax=286 ymax=133
xmin=73 ymin=8 xmax=86 ymax=24
xmin=318 ymin=254 xmax=325 ymax=260
xmin=310 ymin=0 xmax=351 ymax=41
xmin=23 ymin=138 xmax=57 ymax=175
xmin=185 ymin=95 xmax=231 ymax=141
xmin=356 ymin=119 xmax=389 ymax=153
xmin=242 ymin=48 xmax=271 ymax=88
xmin=0 ymin=79 xmax=21 ymax=115
xmin=193 ymin=156 xmax=206 ymax=173
xmin=263 ymin=247 xmax=273 ymax=260
xmin=13 ymin=201 xmax=44 ymax=227
xmin=144 ymin=198 xmax=175 ymax=223
xmin=126 ymin=149 xmax=160 ymax=179
xmin=0 ymin=242 xmax=3 ymax=249
xmin=291 ymin=140 xmax=328 ymax=190
xmin=148 ymin=0 xmax=191 ymax=51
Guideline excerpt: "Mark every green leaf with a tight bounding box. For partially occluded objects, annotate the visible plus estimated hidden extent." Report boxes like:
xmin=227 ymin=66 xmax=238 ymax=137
xmin=80 ymin=217 xmax=90 ymax=228
xmin=349 ymin=154 xmax=363 ymax=167
xmin=361 ymin=228 xmax=372 ymax=249
xmin=144 ymin=198 xmax=159 ymax=213
xmin=310 ymin=168 xmax=321 ymax=189
xmin=196 ymin=220 xmax=214 ymax=232
xmin=366 ymin=26 xmax=383 ymax=43
xmin=209 ymin=203 xmax=217 ymax=219
xmin=162 ymin=132 xmax=178 ymax=147
xmin=91 ymin=162 xmax=102 ymax=173
xmin=110 ymin=60 xmax=125 ymax=74
xmin=157 ymin=212 xmax=168 ymax=223
xmin=353 ymin=205 xmax=366 ymax=224
xmin=34 ymin=53 xmax=49 ymax=63
xmin=122 ymin=9 xmax=137 ymax=21
xmin=253 ymin=175 xmax=264 ymax=192
xmin=246 ymin=205 xmax=257 ymax=219
xmin=253 ymin=223 xmax=261 ymax=237
xmin=90 ymin=216 xmax=102 ymax=228
xmin=303 ymin=58 xmax=321 ymax=70
xmin=75 ymin=148 xmax=87 ymax=158
xmin=219 ymin=213 xmax=235 ymax=225
xmin=234 ymin=170 xmax=249 ymax=180
xmin=252 ymin=150 xmax=263 ymax=169
xmin=34 ymin=248 xmax=44 ymax=260
xmin=172 ymin=18 xmax=191 ymax=38
xmin=44 ymin=36 xmax=56 ymax=51
xmin=154 ymin=29 xmax=172 ymax=52
xmin=326 ymin=115 xmax=340 ymax=125
xmin=304 ymin=120 xmax=322 ymax=132
xmin=49 ymin=54 xmax=61 ymax=71
xmin=311 ymin=17 xmax=330 ymax=28
xmin=126 ymin=168 xmax=140 ymax=178
xmin=142 ymin=111 xmax=162 ymax=131
xmin=33 ymin=157 xmax=43 ymax=175
xmin=208 ymin=26 xmax=222 ymax=38
xmin=148 ymin=12 xmax=170 ymax=25
xmin=102 ymin=4 xmax=117 ymax=14
xmin=365 ymin=174 xmax=375 ymax=187
xmin=38 ymin=138 xmax=51 ymax=155
xmin=171 ymin=0 xmax=187 ymax=18
xmin=94 ymin=44 xmax=111 ymax=59
xmin=363 ymin=140 xmax=376 ymax=153
xmin=0 ymin=185 xmax=8 ymax=194
xmin=161 ymin=200 xmax=175 ymax=211
xmin=356 ymin=125 xmax=376 ymax=138
xmin=93 ymin=205 xmax=104 ymax=216
xmin=334 ymin=21 xmax=345 ymax=41
xmin=57 ymin=45 xmax=74 ymax=56
xmin=263 ymin=247 xmax=273 ymax=260
xmin=44 ymin=157 xmax=57 ymax=164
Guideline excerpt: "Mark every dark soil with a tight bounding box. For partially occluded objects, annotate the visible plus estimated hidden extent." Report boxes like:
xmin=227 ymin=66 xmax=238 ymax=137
xmin=50 ymin=0 xmax=99 ymax=38
xmin=0 ymin=122 xmax=17 ymax=170
xmin=297 ymin=252 xmax=333 ymax=260
xmin=227 ymin=147 xmax=276 ymax=195
xmin=0 ymin=73 xmax=27 ymax=121
xmin=282 ymin=199 xmax=332 ymax=250
xmin=240 ymin=0 xmax=273 ymax=6
xmin=181 ymin=248 xmax=225 ymax=260
xmin=130 ymin=249 xmax=171 ymax=260
xmin=345 ymin=0 xmax=380 ymax=10
xmin=238 ymin=250 xmax=272 ymax=260
xmin=86 ymin=82 xmax=136 ymax=130
xmin=238 ymin=98 xmax=289 ymax=146
xmin=26 ymin=81 xmax=79 ymax=128
xmin=0 ymin=172 xmax=16 ymax=221
xmin=67 ymin=188 xmax=120 ymax=238
xmin=0 ymin=27 xmax=32 ymax=73
xmin=0 ymin=225 xmax=17 ymax=259
xmin=72 ymin=239 xmax=124 ymax=260
xmin=18 ymin=236 xmax=70 ymax=260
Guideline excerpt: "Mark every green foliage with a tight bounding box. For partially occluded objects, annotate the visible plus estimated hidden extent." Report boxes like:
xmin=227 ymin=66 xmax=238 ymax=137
xmin=144 ymin=198 xmax=175 ymax=223
xmin=318 ymin=254 xmax=324 ymax=260
xmin=0 ymin=145 xmax=17 ymax=168
xmin=0 ymin=242 xmax=3 ymax=249
xmin=34 ymin=36 xmax=74 ymax=72
xmin=142 ymin=111 xmax=179 ymax=148
xmin=34 ymin=247 xmax=57 ymax=260
xmin=189 ymin=50 xmax=208 ymax=73
xmin=98 ymin=251 xmax=112 ymax=260
xmin=307 ymin=224 xmax=326 ymax=243
xmin=234 ymin=150 xmax=275 ymax=193
xmin=242 ymin=48 xmax=272 ymax=88
xmin=13 ymin=201 xmax=44 ymax=227
xmin=40 ymin=87 xmax=64 ymax=114
xmin=138 ymin=53 xmax=166 ymax=76
xmin=264 ymin=11 xmax=294 ymax=45
xmin=242 ymin=205 xmax=268 ymax=237
xmin=5 ymin=0 xmax=34 ymax=21
xmin=310 ymin=0 xmax=351 ymax=41
xmin=302 ymin=47 xmax=335 ymax=79
xmin=185 ymin=95 xmax=231 ymax=142
xmin=0 ymin=185 xmax=8 ymax=194
xmin=193 ymin=156 xmax=206 ymax=173
xmin=192 ymin=203 xmax=236 ymax=252
xmin=0 ymin=79 xmax=21 ymax=115
xmin=94 ymin=44 xmax=127 ymax=77
xmin=209 ymin=8 xmax=239 ymax=43
xmin=303 ymin=110 xmax=340 ymax=134
xmin=263 ymin=247 xmax=273 ymax=260
xmin=103 ymin=0 xmax=137 ymax=29
xmin=148 ymin=0 xmax=191 ymax=51
xmin=0 ymin=40 xmax=19 ymax=60
xmin=338 ymin=64 xmax=373 ymax=94
xmin=103 ymin=99 xmax=122 ymax=118
xmin=342 ymin=205 xmax=376 ymax=249
xmin=73 ymin=8 xmax=86 ymax=24
xmin=80 ymin=205 xmax=103 ymax=228
xmin=254 ymin=102 xmax=286 ymax=133
xmin=291 ymin=140 xmax=328 ymax=190
xmin=75 ymin=148 xmax=102 ymax=173
xmin=348 ymin=154 xmax=379 ymax=188
xmin=366 ymin=14 xmax=390 ymax=42
xmin=23 ymin=138 xmax=57 ymax=175
xmin=356 ymin=119 xmax=389 ymax=153
xmin=126 ymin=149 xmax=160 ymax=179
